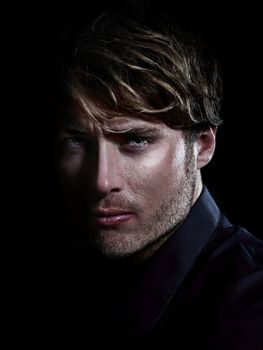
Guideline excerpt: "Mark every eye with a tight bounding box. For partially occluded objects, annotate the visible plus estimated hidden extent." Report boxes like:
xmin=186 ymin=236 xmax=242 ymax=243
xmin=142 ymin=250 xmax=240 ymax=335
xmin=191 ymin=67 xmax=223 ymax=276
xmin=122 ymin=135 xmax=153 ymax=152
xmin=128 ymin=137 xmax=148 ymax=147
xmin=58 ymin=135 xmax=89 ymax=151
xmin=69 ymin=136 xmax=86 ymax=146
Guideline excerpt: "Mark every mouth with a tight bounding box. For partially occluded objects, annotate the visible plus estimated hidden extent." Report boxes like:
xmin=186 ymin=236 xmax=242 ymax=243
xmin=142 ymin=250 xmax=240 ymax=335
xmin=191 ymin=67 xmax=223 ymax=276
xmin=90 ymin=208 xmax=134 ymax=227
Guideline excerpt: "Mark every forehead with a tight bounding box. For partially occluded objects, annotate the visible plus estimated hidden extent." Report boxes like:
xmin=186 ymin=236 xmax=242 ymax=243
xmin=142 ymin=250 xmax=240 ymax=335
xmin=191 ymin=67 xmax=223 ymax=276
xmin=61 ymin=100 xmax=172 ymax=133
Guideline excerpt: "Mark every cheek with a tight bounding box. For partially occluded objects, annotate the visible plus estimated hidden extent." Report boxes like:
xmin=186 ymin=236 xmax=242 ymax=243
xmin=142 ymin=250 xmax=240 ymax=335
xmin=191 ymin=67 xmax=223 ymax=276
xmin=59 ymin=156 xmax=81 ymax=176
xmin=126 ymin=144 xmax=186 ymax=198
xmin=56 ymin=154 xmax=86 ymax=191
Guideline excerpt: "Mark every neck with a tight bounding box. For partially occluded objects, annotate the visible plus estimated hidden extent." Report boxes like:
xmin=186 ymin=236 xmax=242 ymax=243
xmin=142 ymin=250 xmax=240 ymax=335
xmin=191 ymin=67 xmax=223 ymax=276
xmin=193 ymin=172 xmax=203 ymax=203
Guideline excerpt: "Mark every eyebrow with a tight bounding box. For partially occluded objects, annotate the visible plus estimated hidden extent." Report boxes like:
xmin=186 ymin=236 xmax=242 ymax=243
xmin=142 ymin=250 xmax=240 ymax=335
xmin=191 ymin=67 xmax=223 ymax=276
xmin=59 ymin=127 xmax=89 ymax=136
xmin=106 ymin=126 xmax=162 ymax=135
xmin=60 ymin=126 xmax=162 ymax=136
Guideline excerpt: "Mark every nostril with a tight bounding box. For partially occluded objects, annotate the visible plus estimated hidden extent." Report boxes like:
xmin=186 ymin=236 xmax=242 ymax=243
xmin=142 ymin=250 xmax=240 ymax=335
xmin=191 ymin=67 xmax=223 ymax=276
xmin=111 ymin=187 xmax=121 ymax=193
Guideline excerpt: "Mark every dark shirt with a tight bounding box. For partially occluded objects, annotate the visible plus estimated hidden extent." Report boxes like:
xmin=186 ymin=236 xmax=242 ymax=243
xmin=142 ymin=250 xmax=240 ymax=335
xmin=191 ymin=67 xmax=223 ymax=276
xmin=46 ymin=187 xmax=263 ymax=348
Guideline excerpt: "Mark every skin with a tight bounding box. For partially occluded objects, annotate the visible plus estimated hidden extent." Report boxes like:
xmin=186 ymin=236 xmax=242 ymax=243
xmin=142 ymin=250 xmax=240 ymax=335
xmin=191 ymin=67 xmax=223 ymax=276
xmin=56 ymin=102 xmax=216 ymax=262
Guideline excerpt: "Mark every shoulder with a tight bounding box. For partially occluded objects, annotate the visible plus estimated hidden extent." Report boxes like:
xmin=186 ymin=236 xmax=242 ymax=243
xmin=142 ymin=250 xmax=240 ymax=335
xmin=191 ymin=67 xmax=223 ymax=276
xmin=199 ymin=226 xmax=263 ymax=349
xmin=158 ymin=225 xmax=263 ymax=348
xmin=204 ymin=225 xmax=263 ymax=282
xmin=197 ymin=225 xmax=263 ymax=306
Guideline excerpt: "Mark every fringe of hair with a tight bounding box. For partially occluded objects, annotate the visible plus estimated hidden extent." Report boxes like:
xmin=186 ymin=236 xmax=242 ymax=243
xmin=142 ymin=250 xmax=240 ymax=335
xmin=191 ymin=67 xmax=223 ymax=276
xmin=61 ymin=13 xmax=223 ymax=131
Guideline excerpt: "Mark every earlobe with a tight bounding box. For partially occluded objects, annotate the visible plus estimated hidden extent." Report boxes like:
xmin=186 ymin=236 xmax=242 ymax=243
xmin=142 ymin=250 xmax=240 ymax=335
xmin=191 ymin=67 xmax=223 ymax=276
xmin=196 ymin=127 xmax=217 ymax=169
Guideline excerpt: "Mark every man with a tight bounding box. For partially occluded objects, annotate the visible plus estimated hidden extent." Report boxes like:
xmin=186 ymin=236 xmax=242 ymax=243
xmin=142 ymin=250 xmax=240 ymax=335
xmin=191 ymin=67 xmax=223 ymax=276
xmin=49 ymin=3 xmax=262 ymax=348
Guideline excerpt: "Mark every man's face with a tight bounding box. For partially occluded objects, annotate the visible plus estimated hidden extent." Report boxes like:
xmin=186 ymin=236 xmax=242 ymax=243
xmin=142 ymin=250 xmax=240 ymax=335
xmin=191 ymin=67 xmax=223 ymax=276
xmin=56 ymin=104 xmax=199 ymax=259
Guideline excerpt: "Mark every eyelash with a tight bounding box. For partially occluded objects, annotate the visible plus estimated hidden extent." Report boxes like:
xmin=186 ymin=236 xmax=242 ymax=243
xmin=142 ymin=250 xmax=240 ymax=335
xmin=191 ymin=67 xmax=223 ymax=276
xmin=123 ymin=136 xmax=154 ymax=151
xmin=59 ymin=135 xmax=155 ymax=153
xmin=59 ymin=136 xmax=89 ymax=149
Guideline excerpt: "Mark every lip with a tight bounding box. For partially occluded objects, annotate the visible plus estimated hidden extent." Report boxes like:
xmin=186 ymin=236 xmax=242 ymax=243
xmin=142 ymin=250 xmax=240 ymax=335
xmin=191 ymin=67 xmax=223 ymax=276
xmin=90 ymin=208 xmax=134 ymax=227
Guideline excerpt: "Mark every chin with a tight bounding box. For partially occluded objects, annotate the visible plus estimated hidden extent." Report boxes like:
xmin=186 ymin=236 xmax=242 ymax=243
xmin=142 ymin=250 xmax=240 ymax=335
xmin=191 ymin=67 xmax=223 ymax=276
xmin=93 ymin=236 xmax=144 ymax=260
xmin=96 ymin=245 xmax=138 ymax=259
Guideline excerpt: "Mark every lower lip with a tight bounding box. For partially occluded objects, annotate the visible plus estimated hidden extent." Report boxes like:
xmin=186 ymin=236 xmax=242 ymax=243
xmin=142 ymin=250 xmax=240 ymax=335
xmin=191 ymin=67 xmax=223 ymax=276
xmin=92 ymin=213 xmax=133 ymax=227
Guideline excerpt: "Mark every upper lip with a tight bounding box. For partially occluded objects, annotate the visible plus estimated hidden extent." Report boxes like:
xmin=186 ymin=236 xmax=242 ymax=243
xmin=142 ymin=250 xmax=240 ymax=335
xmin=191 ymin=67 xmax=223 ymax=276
xmin=91 ymin=208 xmax=133 ymax=217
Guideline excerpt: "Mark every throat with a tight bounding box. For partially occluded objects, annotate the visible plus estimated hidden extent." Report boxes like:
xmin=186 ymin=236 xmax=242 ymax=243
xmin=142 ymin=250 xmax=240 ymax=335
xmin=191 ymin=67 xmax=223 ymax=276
xmin=126 ymin=226 xmax=178 ymax=265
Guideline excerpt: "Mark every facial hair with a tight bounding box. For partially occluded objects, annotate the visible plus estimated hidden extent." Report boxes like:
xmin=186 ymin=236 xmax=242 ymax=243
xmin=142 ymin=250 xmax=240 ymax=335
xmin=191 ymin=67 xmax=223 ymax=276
xmin=88 ymin=145 xmax=197 ymax=259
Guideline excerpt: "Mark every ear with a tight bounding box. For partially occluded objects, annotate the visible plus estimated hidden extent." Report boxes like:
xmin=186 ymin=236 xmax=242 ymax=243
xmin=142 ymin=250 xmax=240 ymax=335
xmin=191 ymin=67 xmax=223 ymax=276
xmin=196 ymin=127 xmax=217 ymax=169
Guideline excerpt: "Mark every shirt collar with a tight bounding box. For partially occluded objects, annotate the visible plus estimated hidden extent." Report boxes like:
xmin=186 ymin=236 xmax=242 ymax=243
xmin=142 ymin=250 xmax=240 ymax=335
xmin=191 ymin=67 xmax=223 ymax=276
xmin=106 ymin=186 xmax=225 ymax=336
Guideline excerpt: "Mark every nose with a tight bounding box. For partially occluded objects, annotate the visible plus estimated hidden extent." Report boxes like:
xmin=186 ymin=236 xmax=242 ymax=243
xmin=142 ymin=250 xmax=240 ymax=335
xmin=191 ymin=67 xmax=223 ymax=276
xmin=95 ymin=140 xmax=124 ymax=195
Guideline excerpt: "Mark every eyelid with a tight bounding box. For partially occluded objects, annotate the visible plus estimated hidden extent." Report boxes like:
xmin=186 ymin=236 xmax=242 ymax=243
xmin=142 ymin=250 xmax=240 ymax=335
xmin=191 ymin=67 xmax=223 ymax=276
xmin=119 ymin=135 xmax=156 ymax=153
xmin=126 ymin=131 xmax=160 ymax=139
xmin=119 ymin=129 xmax=161 ymax=141
xmin=122 ymin=129 xmax=160 ymax=137
xmin=58 ymin=129 xmax=95 ymax=143
xmin=57 ymin=133 xmax=93 ymax=152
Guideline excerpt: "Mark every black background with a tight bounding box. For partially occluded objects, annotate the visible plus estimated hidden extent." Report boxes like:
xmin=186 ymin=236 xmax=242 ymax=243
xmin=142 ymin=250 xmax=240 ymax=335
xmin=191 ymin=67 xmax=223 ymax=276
xmin=3 ymin=0 xmax=262 ymax=240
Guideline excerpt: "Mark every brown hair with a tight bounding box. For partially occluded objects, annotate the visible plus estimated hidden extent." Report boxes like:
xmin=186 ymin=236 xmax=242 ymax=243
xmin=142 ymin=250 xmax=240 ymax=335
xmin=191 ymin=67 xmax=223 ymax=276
xmin=58 ymin=9 xmax=223 ymax=132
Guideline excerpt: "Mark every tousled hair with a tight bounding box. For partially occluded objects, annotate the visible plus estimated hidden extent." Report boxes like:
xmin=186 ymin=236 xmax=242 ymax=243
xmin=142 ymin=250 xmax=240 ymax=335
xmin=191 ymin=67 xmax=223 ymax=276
xmin=57 ymin=8 xmax=223 ymax=133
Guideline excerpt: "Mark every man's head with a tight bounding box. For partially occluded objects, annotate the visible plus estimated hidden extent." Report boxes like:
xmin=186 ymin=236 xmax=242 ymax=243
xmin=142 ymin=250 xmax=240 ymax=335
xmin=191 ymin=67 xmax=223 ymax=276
xmin=54 ymin=8 xmax=222 ymax=260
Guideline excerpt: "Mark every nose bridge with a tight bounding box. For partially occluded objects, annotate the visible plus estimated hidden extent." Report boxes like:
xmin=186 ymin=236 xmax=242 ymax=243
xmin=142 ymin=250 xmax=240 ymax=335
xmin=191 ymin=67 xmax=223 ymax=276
xmin=96 ymin=138 xmax=122 ymax=194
